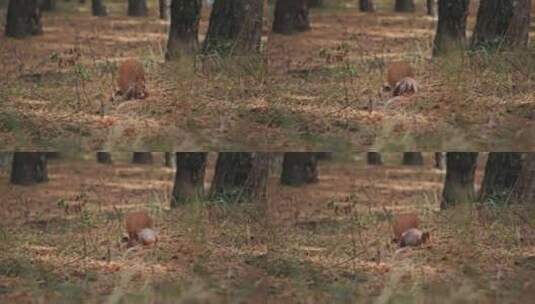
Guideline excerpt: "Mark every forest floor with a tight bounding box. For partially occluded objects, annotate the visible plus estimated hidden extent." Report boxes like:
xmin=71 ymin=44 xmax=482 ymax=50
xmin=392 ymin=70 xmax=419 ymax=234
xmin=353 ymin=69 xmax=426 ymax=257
xmin=1 ymin=1 xmax=535 ymax=150
xmin=1 ymin=154 xmax=534 ymax=303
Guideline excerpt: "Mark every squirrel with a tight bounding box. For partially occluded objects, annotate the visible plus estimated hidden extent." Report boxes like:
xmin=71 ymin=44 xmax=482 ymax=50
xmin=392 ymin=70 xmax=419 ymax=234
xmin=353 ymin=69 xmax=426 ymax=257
xmin=385 ymin=61 xmax=419 ymax=97
xmin=391 ymin=213 xmax=429 ymax=247
xmin=399 ymin=228 xmax=430 ymax=247
xmin=125 ymin=211 xmax=158 ymax=247
xmin=116 ymin=59 xmax=149 ymax=100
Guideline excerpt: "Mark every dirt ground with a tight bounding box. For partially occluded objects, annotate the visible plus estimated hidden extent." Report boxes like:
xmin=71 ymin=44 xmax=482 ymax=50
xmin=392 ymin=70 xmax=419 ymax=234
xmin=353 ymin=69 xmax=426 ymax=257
xmin=1 ymin=153 xmax=534 ymax=303
xmin=1 ymin=1 xmax=535 ymax=150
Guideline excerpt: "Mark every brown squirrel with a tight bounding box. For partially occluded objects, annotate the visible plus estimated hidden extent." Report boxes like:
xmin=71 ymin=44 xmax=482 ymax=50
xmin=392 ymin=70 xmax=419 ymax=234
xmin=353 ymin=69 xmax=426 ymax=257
xmin=125 ymin=211 xmax=158 ymax=247
xmin=399 ymin=228 xmax=430 ymax=247
xmin=386 ymin=62 xmax=418 ymax=97
xmin=116 ymin=59 xmax=149 ymax=100
xmin=391 ymin=213 xmax=429 ymax=247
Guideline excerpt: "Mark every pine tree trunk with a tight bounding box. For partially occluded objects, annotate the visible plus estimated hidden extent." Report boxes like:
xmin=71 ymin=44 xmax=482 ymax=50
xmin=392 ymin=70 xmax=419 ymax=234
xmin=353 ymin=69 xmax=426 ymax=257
xmin=367 ymin=152 xmax=383 ymax=165
xmin=403 ymin=152 xmax=423 ymax=166
xmin=426 ymin=0 xmax=435 ymax=16
xmin=395 ymin=0 xmax=415 ymax=12
xmin=171 ymin=152 xmax=207 ymax=206
xmin=10 ymin=152 xmax=48 ymax=185
xmin=210 ymin=152 xmax=271 ymax=203
xmin=511 ymin=153 xmax=535 ymax=204
xmin=132 ymin=152 xmax=153 ymax=164
xmin=433 ymin=0 xmax=469 ymax=56
xmin=166 ymin=0 xmax=202 ymax=60
xmin=5 ymin=0 xmax=43 ymax=38
xmin=307 ymin=0 xmax=323 ymax=8
xmin=159 ymin=0 xmax=169 ymax=19
xmin=92 ymin=0 xmax=107 ymax=16
xmin=272 ymin=0 xmax=310 ymax=35
xmin=434 ymin=152 xmax=445 ymax=169
xmin=480 ymin=152 xmax=522 ymax=202
xmin=281 ymin=153 xmax=318 ymax=186
xmin=96 ymin=152 xmax=112 ymax=164
xmin=40 ymin=0 xmax=56 ymax=11
xmin=441 ymin=152 xmax=478 ymax=209
xmin=359 ymin=0 xmax=375 ymax=12
xmin=128 ymin=0 xmax=148 ymax=17
xmin=203 ymin=0 xmax=264 ymax=56
xmin=471 ymin=0 xmax=531 ymax=49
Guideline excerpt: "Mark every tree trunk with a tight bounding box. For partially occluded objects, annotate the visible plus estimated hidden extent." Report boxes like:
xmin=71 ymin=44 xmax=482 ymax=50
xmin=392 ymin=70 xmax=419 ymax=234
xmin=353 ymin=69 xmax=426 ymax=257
xmin=441 ymin=152 xmax=478 ymax=209
xmin=164 ymin=152 xmax=173 ymax=167
xmin=471 ymin=0 xmax=531 ymax=49
xmin=40 ymin=0 xmax=56 ymax=11
xmin=159 ymin=0 xmax=169 ymax=19
xmin=511 ymin=153 xmax=535 ymax=204
xmin=367 ymin=152 xmax=383 ymax=165
xmin=395 ymin=0 xmax=415 ymax=12
xmin=91 ymin=0 xmax=107 ymax=16
xmin=426 ymin=0 xmax=435 ymax=16
xmin=171 ymin=152 xmax=207 ymax=206
xmin=10 ymin=152 xmax=48 ymax=185
xmin=132 ymin=152 xmax=153 ymax=164
xmin=359 ymin=0 xmax=375 ymax=12
xmin=480 ymin=152 xmax=522 ymax=202
xmin=307 ymin=0 xmax=323 ymax=8
xmin=210 ymin=152 xmax=271 ymax=203
xmin=403 ymin=152 xmax=423 ymax=166
xmin=96 ymin=152 xmax=112 ymax=164
xmin=203 ymin=0 xmax=264 ymax=56
xmin=434 ymin=152 xmax=445 ymax=169
xmin=281 ymin=153 xmax=318 ymax=186
xmin=128 ymin=0 xmax=148 ymax=17
xmin=272 ymin=0 xmax=310 ymax=35
xmin=166 ymin=0 xmax=202 ymax=60
xmin=5 ymin=0 xmax=43 ymax=38
xmin=433 ymin=0 xmax=469 ymax=56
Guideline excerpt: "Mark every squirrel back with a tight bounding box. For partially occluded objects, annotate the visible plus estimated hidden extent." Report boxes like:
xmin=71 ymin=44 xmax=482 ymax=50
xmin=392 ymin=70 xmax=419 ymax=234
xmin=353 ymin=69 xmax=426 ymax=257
xmin=117 ymin=59 xmax=149 ymax=100
xmin=392 ymin=213 xmax=420 ymax=241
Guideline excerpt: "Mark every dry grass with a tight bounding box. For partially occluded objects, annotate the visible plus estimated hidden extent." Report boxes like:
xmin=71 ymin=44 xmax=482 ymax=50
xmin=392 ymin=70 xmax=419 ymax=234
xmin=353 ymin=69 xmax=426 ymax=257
xmin=0 ymin=153 xmax=534 ymax=303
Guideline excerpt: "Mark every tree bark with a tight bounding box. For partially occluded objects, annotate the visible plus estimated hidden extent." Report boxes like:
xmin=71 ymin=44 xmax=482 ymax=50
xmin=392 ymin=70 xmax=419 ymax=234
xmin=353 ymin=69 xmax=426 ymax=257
xmin=403 ymin=152 xmax=423 ymax=166
xmin=203 ymin=0 xmax=264 ymax=56
xmin=132 ymin=152 xmax=153 ymax=164
xmin=166 ymin=0 xmax=202 ymax=60
xmin=395 ymin=0 xmax=415 ymax=12
xmin=272 ymin=0 xmax=310 ymax=35
xmin=40 ymin=0 xmax=56 ymax=11
xmin=128 ymin=0 xmax=148 ymax=17
xmin=480 ymin=152 xmax=522 ymax=202
xmin=511 ymin=153 xmax=535 ymax=204
xmin=210 ymin=152 xmax=271 ymax=203
xmin=96 ymin=152 xmax=112 ymax=164
xmin=307 ymin=0 xmax=323 ymax=8
xmin=171 ymin=152 xmax=207 ymax=206
xmin=5 ymin=0 xmax=43 ymax=38
xmin=10 ymin=152 xmax=48 ymax=185
xmin=159 ymin=0 xmax=169 ymax=19
xmin=367 ymin=152 xmax=383 ymax=165
xmin=441 ymin=152 xmax=478 ymax=209
xmin=359 ymin=0 xmax=375 ymax=12
xmin=432 ymin=0 xmax=469 ymax=56
xmin=281 ymin=153 xmax=318 ymax=186
xmin=471 ymin=0 xmax=531 ymax=49
xmin=91 ymin=0 xmax=107 ymax=16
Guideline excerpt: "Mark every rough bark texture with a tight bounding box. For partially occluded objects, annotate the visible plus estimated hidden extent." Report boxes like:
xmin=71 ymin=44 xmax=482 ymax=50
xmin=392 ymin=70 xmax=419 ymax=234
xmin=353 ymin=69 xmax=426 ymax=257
xmin=96 ymin=152 xmax=112 ymax=164
xmin=395 ymin=0 xmax=415 ymax=12
xmin=511 ymin=153 xmax=535 ymax=204
xmin=403 ymin=152 xmax=424 ymax=166
xmin=92 ymin=0 xmax=107 ymax=16
xmin=5 ymin=0 xmax=43 ymax=38
xmin=433 ymin=0 xmax=469 ymax=56
xmin=128 ymin=0 xmax=148 ymax=17
xmin=441 ymin=152 xmax=478 ymax=209
xmin=210 ymin=152 xmax=271 ymax=203
xmin=171 ymin=153 xmax=207 ymax=206
xmin=166 ymin=0 xmax=202 ymax=60
xmin=480 ymin=152 xmax=522 ymax=202
xmin=203 ymin=0 xmax=264 ymax=56
xmin=359 ymin=0 xmax=375 ymax=12
xmin=132 ymin=152 xmax=153 ymax=164
xmin=10 ymin=152 xmax=48 ymax=185
xmin=367 ymin=152 xmax=383 ymax=165
xmin=159 ymin=0 xmax=170 ymax=19
xmin=471 ymin=0 xmax=531 ymax=49
xmin=272 ymin=0 xmax=310 ymax=34
xmin=281 ymin=153 xmax=318 ymax=186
